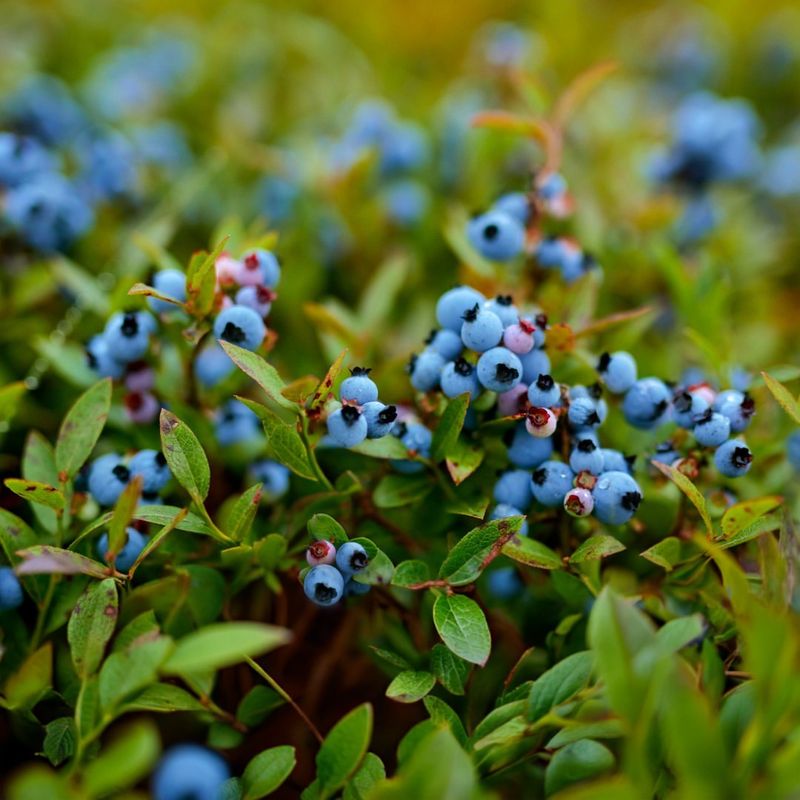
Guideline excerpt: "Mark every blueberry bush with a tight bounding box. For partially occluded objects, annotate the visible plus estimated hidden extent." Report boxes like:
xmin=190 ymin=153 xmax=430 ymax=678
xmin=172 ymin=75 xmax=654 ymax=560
xmin=2 ymin=2 xmax=800 ymax=798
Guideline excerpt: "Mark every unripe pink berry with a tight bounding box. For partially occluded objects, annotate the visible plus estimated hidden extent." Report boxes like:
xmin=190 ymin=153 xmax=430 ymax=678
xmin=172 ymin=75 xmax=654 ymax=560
xmin=125 ymin=362 xmax=155 ymax=393
xmin=306 ymin=540 xmax=336 ymax=566
xmin=564 ymin=487 xmax=594 ymax=517
xmin=236 ymin=252 xmax=266 ymax=287
xmin=503 ymin=319 xmax=536 ymax=354
xmin=124 ymin=391 xmax=159 ymax=424
xmin=525 ymin=406 xmax=557 ymax=438
xmin=215 ymin=253 xmax=241 ymax=287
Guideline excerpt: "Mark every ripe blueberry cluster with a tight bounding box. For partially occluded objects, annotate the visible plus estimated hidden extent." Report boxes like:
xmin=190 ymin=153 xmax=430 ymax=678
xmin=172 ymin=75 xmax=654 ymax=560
xmin=86 ymin=449 xmax=172 ymax=507
xmin=303 ymin=541 xmax=370 ymax=607
xmin=326 ymin=368 xmax=397 ymax=448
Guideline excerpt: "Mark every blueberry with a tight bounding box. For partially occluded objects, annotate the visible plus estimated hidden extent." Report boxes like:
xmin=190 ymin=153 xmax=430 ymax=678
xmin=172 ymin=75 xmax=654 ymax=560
xmin=693 ymin=410 xmax=731 ymax=448
xmin=484 ymin=295 xmax=520 ymax=327
xmin=460 ymin=305 xmax=503 ymax=352
xmin=382 ymin=179 xmax=429 ymax=226
xmin=488 ymin=503 xmax=529 ymax=536
xmin=379 ymin=121 xmax=429 ymax=175
xmin=440 ymin=358 xmax=481 ymax=399
xmin=194 ymin=342 xmax=235 ymax=387
xmin=250 ymin=460 xmax=290 ymax=500
xmin=487 ymin=566 xmax=524 ymax=599
xmin=467 ymin=210 xmax=525 ymax=261
xmin=400 ymin=422 xmax=432 ymax=455
xmin=408 ymin=349 xmax=445 ymax=392
xmin=622 ymin=378 xmax=672 ymax=429
xmin=531 ymin=461 xmax=575 ymax=507
xmin=362 ymin=402 xmax=398 ymax=438
xmin=789 ymin=431 xmax=800 ymax=471
xmin=0 ymin=132 xmax=56 ymax=187
xmin=103 ymin=311 xmax=154 ymax=364
xmin=672 ymin=389 xmax=710 ymax=429
xmin=424 ymin=329 xmax=463 ymax=361
xmin=600 ymin=449 xmax=634 ymax=474
xmin=507 ymin=422 xmax=554 ymax=468
xmin=493 ymin=469 xmax=533 ymax=512
xmin=492 ymin=192 xmax=531 ymax=225
xmin=568 ymin=397 xmax=602 ymax=430
xmin=592 ymin=471 xmax=643 ymax=525
xmin=235 ymin=285 xmax=275 ymax=319
xmin=518 ymin=348 xmax=551 ymax=385
xmin=596 ymin=351 xmax=637 ymax=394
xmin=340 ymin=367 xmax=379 ymax=405
xmin=527 ymin=374 xmax=560 ymax=408
xmin=97 ymin=527 xmax=146 ymax=572
xmin=652 ymin=441 xmax=679 ymax=466
xmin=714 ymin=439 xmax=753 ymax=478
xmin=335 ymin=541 xmax=369 ymax=579
xmin=476 ymin=347 xmax=523 ymax=392
xmin=86 ymin=335 xmax=126 ymax=380
xmin=214 ymin=400 xmax=260 ymax=446
xmin=715 ymin=391 xmax=755 ymax=433
xmin=564 ymin=487 xmax=594 ymax=518
xmin=569 ymin=439 xmax=604 ymax=475
xmin=306 ymin=540 xmax=336 ymax=567
xmin=88 ymin=454 xmax=130 ymax=506
xmin=436 ymin=286 xmax=486 ymax=332
xmin=327 ymin=406 xmax=368 ymax=448
xmin=497 ymin=383 xmax=529 ymax=416
xmin=537 ymin=171 xmax=567 ymax=201
xmin=128 ymin=449 xmax=171 ymax=494
xmin=241 ymin=248 xmax=281 ymax=288
xmin=213 ymin=305 xmax=265 ymax=351
xmin=535 ymin=236 xmax=567 ymax=268
xmin=0 ymin=567 xmax=23 ymax=610
xmin=152 ymin=744 xmax=229 ymax=800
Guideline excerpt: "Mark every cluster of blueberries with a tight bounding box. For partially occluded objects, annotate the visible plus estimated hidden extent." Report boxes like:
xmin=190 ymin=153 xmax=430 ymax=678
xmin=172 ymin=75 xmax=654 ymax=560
xmin=326 ymin=368 xmax=398 ymax=449
xmin=303 ymin=540 xmax=370 ymax=607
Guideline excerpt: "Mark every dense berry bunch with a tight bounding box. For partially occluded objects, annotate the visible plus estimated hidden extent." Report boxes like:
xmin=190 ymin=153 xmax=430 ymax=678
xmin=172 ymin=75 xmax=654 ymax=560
xmin=326 ymin=367 xmax=397 ymax=448
xmin=303 ymin=540 xmax=371 ymax=606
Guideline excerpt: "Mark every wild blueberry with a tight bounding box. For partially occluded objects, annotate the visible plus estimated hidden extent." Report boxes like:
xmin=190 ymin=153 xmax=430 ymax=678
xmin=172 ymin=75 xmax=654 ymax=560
xmin=652 ymin=441 xmax=680 ymax=466
xmin=213 ymin=305 xmax=265 ymax=351
xmin=250 ymin=460 xmax=290 ymax=500
xmin=564 ymin=487 xmax=594 ymax=518
xmin=340 ymin=367 xmax=379 ymax=405
xmin=569 ymin=439 xmax=604 ymax=475
xmin=592 ymin=471 xmax=643 ymax=525
xmin=408 ymin=349 xmax=445 ymax=392
xmin=306 ymin=540 xmax=336 ymax=567
xmin=714 ymin=439 xmax=753 ymax=478
xmin=194 ymin=342 xmax=235 ymax=387
xmin=86 ymin=335 xmax=126 ymax=380
xmin=477 ymin=347 xmax=522 ymax=392
xmin=518 ymin=348 xmax=551 ymax=385
xmin=104 ymin=311 xmax=154 ymax=364
xmin=461 ymin=304 xmax=504 ymax=352
xmin=467 ymin=210 xmax=525 ymax=261
xmin=128 ymin=449 xmax=171 ymax=493
xmin=503 ymin=319 xmax=536 ymax=354
xmin=623 ymin=378 xmax=672 ymax=429
xmin=424 ymin=328 xmax=463 ymax=361
xmin=97 ymin=527 xmax=146 ymax=572
xmin=379 ymin=121 xmax=429 ymax=176
xmin=147 ymin=269 xmax=186 ymax=313
xmin=493 ymin=469 xmax=533 ymax=512
xmin=693 ymin=410 xmax=731 ymax=448
xmin=527 ymin=374 xmax=560 ymax=408
xmin=441 ymin=358 xmax=481 ymax=399
xmin=0 ymin=132 xmax=56 ymax=187
xmin=382 ymin=179 xmax=430 ymax=226
xmin=327 ymin=406 xmax=368 ymax=448
xmin=568 ymin=397 xmax=602 ymax=430
xmin=215 ymin=400 xmax=260 ymax=446
xmin=436 ymin=286 xmax=486 ymax=332
xmin=0 ymin=567 xmax=23 ymax=610
xmin=336 ymin=541 xmax=369 ymax=579
xmin=507 ymin=421 xmax=553 ymax=468
xmin=362 ymin=402 xmax=398 ymax=438
xmin=525 ymin=406 xmax=557 ymax=438
xmin=531 ymin=461 xmax=575 ymax=507
xmin=597 ymin=351 xmax=637 ymax=394
xmin=303 ymin=564 xmax=344 ymax=606
xmin=535 ymin=236 xmax=567 ymax=268
xmin=152 ymin=744 xmax=229 ymax=800
xmin=235 ymin=285 xmax=275 ymax=318
xmin=88 ymin=454 xmax=130 ymax=507
xmin=497 ymin=383 xmax=529 ymax=416
xmin=715 ymin=391 xmax=755 ymax=433
xmin=487 ymin=566 xmax=524 ymax=599
xmin=484 ymin=295 xmax=520 ymax=327
xmin=672 ymin=388 xmax=710 ymax=428
xmin=537 ymin=171 xmax=568 ymax=202
xmin=488 ymin=503 xmax=529 ymax=536
xmin=788 ymin=431 xmax=800 ymax=471
xmin=600 ymin=449 xmax=634 ymax=474
xmin=492 ymin=192 xmax=531 ymax=225
xmin=241 ymin=248 xmax=281 ymax=288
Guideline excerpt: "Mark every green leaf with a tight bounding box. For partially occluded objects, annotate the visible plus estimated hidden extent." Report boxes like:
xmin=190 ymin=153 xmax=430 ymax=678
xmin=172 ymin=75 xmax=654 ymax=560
xmin=343 ymin=753 xmax=385 ymax=800
xmin=373 ymin=474 xmax=431 ymax=509
xmin=55 ymin=379 xmax=112 ymax=478
xmin=67 ymin=578 xmax=118 ymax=677
xmin=430 ymin=644 xmax=469 ymax=696
xmin=547 ymin=719 xmax=625 ymax=748
xmin=51 ymin=258 xmax=110 ymax=315
xmin=720 ymin=496 xmax=783 ymax=538
xmin=229 ymin=483 xmax=263 ymax=542
xmin=4 ymin=643 xmax=52 ymax=710
xmin=444 ymin=439 xmax=484 ymax=485
xmin=349 ymin=436 xmax=410 ymax=460
xmin=762 ymin=371 xmax=800 ymax=424
xmin=161 ymin=623 xmax=291 ymax=676
xmin=119 ymin=683 xmax=205 ymax=715
xmin=99 ymin=636 xmax=174 ymax=712
xmin=262 ymin=414 xmax=315 ymax=480
xmin=6 ymin=765 xmax=70 ymax=800
xmin=309 ymin=514 xmax=348 ymax=547
xmin=106 ymin=476 xmax=142 ymax=561
xmin=242 ymin=745 xmax=296 ymax=800
xmin=0 ymin=381 xmax=26 ymax=425
xmin=22 ymin=431 xmax=59 ymax=532
xmin=439 ymin=517 xmax=522 ymax=586
xmin=654 ymin=615 xmax=706 ymax=656
xmin=236 ymin=685 xmax=284 ymax=727
xmin=652 ymin=461 xmax=713 ymax=536
xmin=432 ymin=594 xmax=491 ymax=666
xmin=3 ymin=479 xmax=64 ymax=511
xmin=308 ymin=349 xmax=348 ymax=412
xmin=34 ymin=337 xmax=96 ymax=388
xmin=186 ymin=237 xmax=227 ymax=318
xmin=385 ymin=671 xmax=435 ymax=703
xmin=502 ymin=536 xmax=562 ymax=570
xmin=527 ymin=651 xmax=594 ymax=722
xmin=640 ymin=537 xmax=692 ymax=571
xmin=422 ymin=696 xmax=468 ymax=746
xmin=391 ymin=560 xmax=430 ymax=588
xmin=544 ymin=739 xmax=615 ymax=796
xmin=16 ymin=546 xmax=108 ymax=578
xmin=0 ymin=509 xmax=41 ymax=566
xmin=569 ymin=535 xmax=625 ymax=563
xmin=113 ymin=611 xmax=159 ymax=653
xmin=42 ymin=717 xmax=76 ymax=766
xmin=357 ymin=254 xmax=409 ymax=331
xmin=159 ymin=408 xmax=211 ymax=502
xmin=316 ymin=703 xmax=373 ymax=799
xmin=128 ymin=507 xmax=189 ymax=576
xmin=353 ymin=549 xmax=394 ymax=586
xmin=430 ymin=394 xmax=470 ymax=462
xmin=718 ymin=512 xmax=781 ymax=549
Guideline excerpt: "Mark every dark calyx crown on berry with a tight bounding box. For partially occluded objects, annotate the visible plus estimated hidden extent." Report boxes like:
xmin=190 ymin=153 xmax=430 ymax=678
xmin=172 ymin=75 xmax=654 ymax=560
xmin=588 ymin=382 xmax=603 ymax=399
xmin=536 ymin=373 xmax=554 ymax=390
xmin=220 ymin=322 xmax=246 ymax=344
xmin=314 ymin=582 xmax=338 ymax=603
xmin=731 ymin=447 xmax=753 ymax=468
xmin=532 ymin=467 xmax=547 ymax=486
xmin=350 ymin=366 xmax=372 ymax=376
xmin=112 ymin=464 xmax=130 ymax=483
xmin=462 ymin=304 xmax=480 ymax=323
xmin=495 ymin=363 xmax=519 ymax=383
xmin=378 ymin=405 xmax=398 ymax=424
xmin=406 ymin=354 xmax=418 ymax=374
xmin=597 ymin=352 xmax=611 ymax=372
xmin=650 ymin=399 xmax=668 ymax=420
xmin=535 ymin=313 xmax=548 ymax=329
xmin=494 ymin=294 xmax=513 ymax=306
xmin=694 ymin=408 xmax=714 ymax=426
xmin=340 ymin=406 xmax=361 ymax=425
xmin=625 ymin=454 xmax=637 ymax=469
xmin=621 ymin=491 xmax=642 ymax=512
xmin=121 ymin=313 xmax=139 ymax=338
xmin=155 ymin=452 xmax=167 ymax=468
xmin=349 ymin=550 xmax=368 ymax=571
xmin=577 ymin=438 xmax=597 ymax=453
xmin=454 ymin=358 xmax=474 ymax=376
xmin=482 ymin=222 xmax=500 ymax=241
xmin=673 ymin=391 xmax=693 ymax=412
xmin=741 ymin=394 xmax=756 ymax=418
xmin=423 ymin=329 xmax=437 ymax=345
xmin=393 ymin=421 xmax=408 ymax=439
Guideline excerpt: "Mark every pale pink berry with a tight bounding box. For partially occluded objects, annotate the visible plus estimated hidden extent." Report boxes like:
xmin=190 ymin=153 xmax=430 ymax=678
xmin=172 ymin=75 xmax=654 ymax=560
xmin=688 ymin=383 xmax=716 ymax=407
xmin=215 ymin=253 xmax=241 ymax=287
xmin=564 ymin=487 xmax=594 ymax=517
xmin=124 ymin=391 xmax=159 ymax=424
xmin=503 ymin=319 xmax=536 ymax=354
xmin=218 ymin=295 xmax=234 ymax=311
xmin=236 ymin=252 xmax=266 ymax=287
xmin=497 ymin=383 xmax=529 ymax=416
xmin=525 ymin=406 xmax=557 ymax=438
xmin=124 ymin=363 xmax=155 ymax=393
xmin=306 ymin=540 xmax=336 ymax=566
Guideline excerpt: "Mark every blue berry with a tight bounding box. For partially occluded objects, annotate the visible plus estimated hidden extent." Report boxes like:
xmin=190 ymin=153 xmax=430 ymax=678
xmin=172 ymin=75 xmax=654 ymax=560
xmin=382 ymin=179 xmax=429 ymax=226
xmin=152 ymin=744 xmax=229 ymax=800
xmin=596 ymin=351 xmax=637 ymax=394
xmin=215 ymin=400 xmax=260 ymax=446
xmin=600 ymin=449 xmax=634 ymax=474
xmin=304 ymin=564 xmax=345 ymax=606
xmin=436 ymin=286 xmax=486 ymax=332
xmin=518 ymin=348 xmax=551 ymax=385
xmin=97 ymin=527 xmax=146 ymax=572
xmin=568 ymin=397 xmax=602 ymax=430
xmin=487 ymin=567 xmax=523 ymax=599
xmin=493 ymin=470 xmax=533 ymax=512
xmin=476 ymin=347 xmax=522 ymax=393
xmin=569 ymin=439 xmax=604 ymax=475
xmin=103 ymin=311 xmax=154 ymax=364
xmin=148 ymin=269 xmax=187 ymax=313
xmin=86 ymin=335 xmax=126 ymax=380
xmin=527 ymin=374 xmax=560 ymax=408
xmin=409 ymin=350 xmax=445 ymax=392
xmin=128 ymin=449 xmax=171 ymax=493
xmin=467 ymin=210 xmax=525 ymax=261
xmin=652 ymin=442 xmax=680 ymax=466
xmin=336 ymin=541 xmax=369 ymax=579
xmin=441 ymin=358 xmax=481 ymax=399
xmin=715 ymin=391 xmax=755 ymax=433
xmin=424 ymin=329 xmax=463 ymax=361
xmin=379 ymin=121 xmax=429 ymax=176
xmin=460 ymin=305 xmax=503 ymax=352
xmin=484 ymin=295 xmax=519 ymax=327
xmin=88 ymin=454 xmax=130 ymax=507
xmin=537 ymin=172 xmax=567 ymax=201
xmin=250 ymin=460 xmax=290 ymax=500
xmin=0 ymin=132 xmax=56 ymax=187
xmin=672 ymin=389 xmax=710 ymax=429
xmin=592 ymin=471 xmax=643 ymax=525
xmin=213 ymin=305 xmax=265 ymax=352
xmin=194 ymin=343 xmax=234 ymax=387
xmin=488 ymin=503 xmax=529 ymax=536
xmin=622 ymin=378 xmax=672 ymax=430
xmin=492 ymin=192 xmax=531 ymax=225
xmin=714 ymin=439 xmax=753 ymax=478
xmin=400 ymin=422 xmax=432 ymax=455
xmin=531 ymin=461 xmax=574 ymax=507
xmin=507 ymin=422 xmax=553 ymax=469
xmin=327 ymin=406 xmax=368 ymax=448
xmin=340 ymin=367 xmax=379 ymax=405
xmin=788 ymin=431 xmax=800 ymax=471
xmin=693 ymin=410 xmax=731 ymax=448
xmin=241 ymin=248 xmax=281 ymax=288
xmin=362 ymin=402 xmax=398 ymax=438
xmin=535 ymin=236 xmax=567 ymax=268
xmin=235 ymin=285 xmax=274 ymax=318
xmin=0 ymin=566 xmax=23 ymax=610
